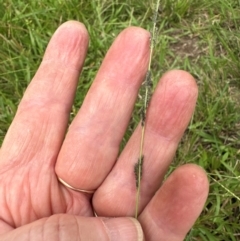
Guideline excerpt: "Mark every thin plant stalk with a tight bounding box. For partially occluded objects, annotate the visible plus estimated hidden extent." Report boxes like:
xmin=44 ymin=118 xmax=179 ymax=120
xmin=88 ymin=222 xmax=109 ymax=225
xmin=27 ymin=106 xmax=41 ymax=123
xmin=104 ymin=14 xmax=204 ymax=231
xmin=135 ymin=0 xmax=161 ymax=219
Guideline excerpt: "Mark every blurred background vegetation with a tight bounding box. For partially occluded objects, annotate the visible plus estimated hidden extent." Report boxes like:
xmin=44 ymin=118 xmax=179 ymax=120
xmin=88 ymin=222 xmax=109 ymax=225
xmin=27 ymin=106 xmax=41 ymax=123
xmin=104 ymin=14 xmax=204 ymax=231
xmin=0 ymin=0 xmax=240 ymax=239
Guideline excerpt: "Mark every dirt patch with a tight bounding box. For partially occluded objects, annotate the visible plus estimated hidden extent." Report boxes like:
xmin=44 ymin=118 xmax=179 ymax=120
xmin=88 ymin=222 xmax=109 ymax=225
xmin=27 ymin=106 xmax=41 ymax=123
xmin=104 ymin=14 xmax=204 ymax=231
xmin=170 ymin=31 xmax=205 ymax=60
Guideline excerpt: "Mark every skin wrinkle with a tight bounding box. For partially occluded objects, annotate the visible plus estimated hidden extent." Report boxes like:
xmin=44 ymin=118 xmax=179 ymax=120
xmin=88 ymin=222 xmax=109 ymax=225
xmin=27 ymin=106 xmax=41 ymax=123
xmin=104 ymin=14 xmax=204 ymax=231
xmin=20 ymin=171 xmax=34 ymax=226
xmin=57 ymin=175 xmax=92 ymax=217
xmin=24 ymin=129 xmax=47 ymax=167
xmin=27 ymin=64 xmax=78 ymax=105
xmin=33 ymin=168 xmax=50 ymax=217
xmin=0 ymin=107 xmax=60 ymax=172
xmin=26 ymin=224 xmax=32 ymax=241
xmin=58 ymin=216 xmax=64 ymax=241
xmin=147 ymin=72 xmax=197 ymax=140
xmin=2 ymin=178 xmax=13 ymax=227
xmin=6 ymin=172 xmax=23 ymax=227
xmin=59 ymin=187 xmax=73 ymax=214
xmin=149 ymin=87 xmax=196 ymax=142
xmin=41 ymin=59 xmax=80 ymax=72
xmin=28 ymin=221 xmax=35 ymax=241
xmin=49 ymin=175 xmax=63 ymax=215
xmin=26 ymin=171 xmax=34 ymax=224
xmin=67 ymin=154 xmax=105 ymax=188
xmin=17 ymin=97 xmax=71 ymax=120
xmin=0 ymin=124 xmax=34 ymax=170
xmin=100 ymin=29 xmax=150 ymax=89
xmin=56 ymin=35 xmax=84 ymax=67
xmin=141 ymin=212 xmax=158 ymax=240
xmin=2 ymin=163 xmax=60 ymax=228
xmin=0 ymin=183 xmax=14 ymax=229
xmin=38 ymin=115 xmax=65 ymax=166
xmin=74 ymin=216 xmax=82 ymax=241
xmin=61 ymin=215 xmax=79 ymax=241
xmin=35 ymin=167 xmax=66 ymax=216
xmin=10 ymin=109 xmax=62 ymax=169
xmin=42 ymin=22 xmax=89 ymax=71
xmin=48 ymin=69 xmax=70 ymax=102
xmin=96 ymin=65 xmax=145 ymax=92
xmin=98 ymin=64 xmax=146 ymax=90
xmin=67 ymin=192 xmax=92 ymax=217
xmin=7 ymin=174 xmax=20 ymax=227
xmin=99 ymin=218 xmax=111 ymax=241
xmin=42 ymin=217 xmax=47 ymax=241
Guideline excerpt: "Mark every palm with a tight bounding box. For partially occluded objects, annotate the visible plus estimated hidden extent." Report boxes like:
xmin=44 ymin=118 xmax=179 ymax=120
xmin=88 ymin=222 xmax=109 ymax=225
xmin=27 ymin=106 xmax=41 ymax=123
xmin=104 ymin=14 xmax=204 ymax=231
xmin=0 ymin=21 xmax=208 ymax=241
xmin=0 ymin=161 xmax=93 ymax=228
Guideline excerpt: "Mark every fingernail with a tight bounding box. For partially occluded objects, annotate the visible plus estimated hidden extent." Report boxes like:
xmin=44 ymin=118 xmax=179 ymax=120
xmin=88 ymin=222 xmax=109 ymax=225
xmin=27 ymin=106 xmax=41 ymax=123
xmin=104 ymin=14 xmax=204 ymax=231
xmin=102 ymin=217 xmax=144 ymax=241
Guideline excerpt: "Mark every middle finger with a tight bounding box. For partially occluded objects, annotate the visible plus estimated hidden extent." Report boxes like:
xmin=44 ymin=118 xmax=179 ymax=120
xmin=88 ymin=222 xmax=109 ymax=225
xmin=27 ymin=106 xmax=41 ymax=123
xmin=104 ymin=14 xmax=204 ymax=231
xmin=55 ymin=27 xmax=150 ymax=191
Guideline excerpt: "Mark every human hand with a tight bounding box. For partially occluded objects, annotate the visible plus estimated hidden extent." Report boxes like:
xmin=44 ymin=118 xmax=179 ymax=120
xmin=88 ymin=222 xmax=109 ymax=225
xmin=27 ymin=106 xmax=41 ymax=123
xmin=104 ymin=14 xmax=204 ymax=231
xmin=0 ymin=21 xmax=209 ymax=241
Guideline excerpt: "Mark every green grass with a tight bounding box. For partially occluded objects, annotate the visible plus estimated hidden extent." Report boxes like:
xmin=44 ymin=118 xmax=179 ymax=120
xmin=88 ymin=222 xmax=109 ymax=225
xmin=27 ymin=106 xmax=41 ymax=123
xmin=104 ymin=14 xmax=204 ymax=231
xmin=0 ymin=0 xmax=240 ymax=239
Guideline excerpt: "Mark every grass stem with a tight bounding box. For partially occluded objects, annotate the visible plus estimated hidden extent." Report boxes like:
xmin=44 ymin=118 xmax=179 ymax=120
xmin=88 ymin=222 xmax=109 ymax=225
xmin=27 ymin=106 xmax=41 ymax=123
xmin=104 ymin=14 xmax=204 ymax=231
xmin=134 ymin=0 xmax=161 ymax=219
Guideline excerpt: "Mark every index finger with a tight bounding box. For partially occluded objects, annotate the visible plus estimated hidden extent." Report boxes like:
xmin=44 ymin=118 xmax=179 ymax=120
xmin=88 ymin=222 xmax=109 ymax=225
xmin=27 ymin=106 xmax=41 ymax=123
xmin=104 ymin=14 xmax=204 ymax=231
xmin=0 ymin=21 xmax=89 ymax=170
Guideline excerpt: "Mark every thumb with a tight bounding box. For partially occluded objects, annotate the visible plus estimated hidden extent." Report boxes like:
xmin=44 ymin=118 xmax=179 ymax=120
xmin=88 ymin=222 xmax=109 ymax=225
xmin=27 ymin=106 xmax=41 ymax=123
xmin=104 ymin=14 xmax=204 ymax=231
xmin=0 ymin=214 xmax=144 ymax=241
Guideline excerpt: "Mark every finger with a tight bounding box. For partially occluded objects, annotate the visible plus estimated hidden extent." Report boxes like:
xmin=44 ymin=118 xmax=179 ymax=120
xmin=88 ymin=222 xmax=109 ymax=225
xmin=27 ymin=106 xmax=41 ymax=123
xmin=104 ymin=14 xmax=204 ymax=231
xmin=55 ymin=27 xmax=150 ymax=190
xmin=0 ymin=214 xmax=144 ymax=241
xmin=139 ymin=164 xmax=209 ymax=241
xmin=0 ymin=21 xmax=88 ymax=169
xmin=93 ymin=70 xmax=198 ymax=216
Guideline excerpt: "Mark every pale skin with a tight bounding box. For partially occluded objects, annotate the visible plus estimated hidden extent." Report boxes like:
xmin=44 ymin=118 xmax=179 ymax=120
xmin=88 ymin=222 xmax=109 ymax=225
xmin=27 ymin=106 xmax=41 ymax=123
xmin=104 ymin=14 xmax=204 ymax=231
xmin=0 ymin=21 xmax=209 ymax=240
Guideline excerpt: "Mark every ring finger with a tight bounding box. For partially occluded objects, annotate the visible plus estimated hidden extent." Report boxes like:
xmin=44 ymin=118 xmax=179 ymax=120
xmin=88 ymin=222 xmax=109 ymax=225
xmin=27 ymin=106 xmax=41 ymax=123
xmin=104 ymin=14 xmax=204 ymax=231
xmin=93 ymin=70 xmax=199 ymax=216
